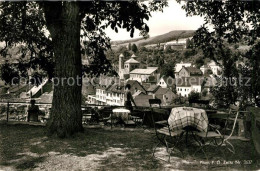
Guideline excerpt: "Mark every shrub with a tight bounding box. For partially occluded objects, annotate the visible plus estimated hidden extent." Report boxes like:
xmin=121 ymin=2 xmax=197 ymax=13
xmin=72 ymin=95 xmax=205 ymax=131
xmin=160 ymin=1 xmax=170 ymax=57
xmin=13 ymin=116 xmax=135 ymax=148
xmin=188 ymin=91 xmax=200 ymax=102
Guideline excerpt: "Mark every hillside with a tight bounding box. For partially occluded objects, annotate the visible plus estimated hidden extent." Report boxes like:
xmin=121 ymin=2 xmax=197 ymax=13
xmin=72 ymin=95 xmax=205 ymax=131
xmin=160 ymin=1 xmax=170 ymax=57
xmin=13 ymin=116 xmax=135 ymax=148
xmin=111 ymin=30 xmax=195 ymax=47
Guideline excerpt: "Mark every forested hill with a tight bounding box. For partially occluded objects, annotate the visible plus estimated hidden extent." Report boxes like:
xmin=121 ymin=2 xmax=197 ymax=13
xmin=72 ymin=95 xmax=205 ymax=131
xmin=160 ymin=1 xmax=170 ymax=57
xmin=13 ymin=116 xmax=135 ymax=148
xmin=111 ymin=30 xmax=195 ymax=46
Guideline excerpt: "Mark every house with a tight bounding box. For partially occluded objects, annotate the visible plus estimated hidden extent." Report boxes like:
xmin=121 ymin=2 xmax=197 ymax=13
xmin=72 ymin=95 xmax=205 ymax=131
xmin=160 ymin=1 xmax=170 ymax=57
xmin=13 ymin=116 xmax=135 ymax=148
xmin=145 ymin=84 xmax=160 ymax=95
xmin=200 ymin=65 xmax=211 ymax=75
xmin=177 ymin=66 xmax=203 ymax=78
xmin=208 ymin=60 xmax=222 ymax=76
xmin=157 ymin=76 xmax=175 ymax=88
xmin=39 ymin=91 xmax=53 ymax=104
xmin=154 ymin=87 xmax=177 ymax=106
xmin=132 ymin=90 xmax=145 ymax=98
xmin=174 ymin=62 xmax=192 ymax=78
xmin=95 ymin=76 xmax=114 ymax=105
xmin=134 ymin=94 xmax=154 ymax=107
xmin=90 ymin=78 xmax=148 ymax=106
xmin=125 ymin=80 xmax=147 ymax=95
xmin=87 ymin=95 xmax=97 ymax=105
xmin=164 ymin=39 xmax=187 ymax=50
xmin=104 ymin=80 xmax=147 ymax=106
xmin=176 ymin=77 xmax=204 ymax=97
xmin=105 ymin=82 xmax=125 ymax=106
xmin=129 ymin=67 xmax=158 ymax=83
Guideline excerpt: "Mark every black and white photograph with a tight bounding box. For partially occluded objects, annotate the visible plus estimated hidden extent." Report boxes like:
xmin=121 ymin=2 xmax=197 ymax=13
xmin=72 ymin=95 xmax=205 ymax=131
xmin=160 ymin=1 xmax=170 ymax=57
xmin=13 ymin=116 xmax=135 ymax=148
xmin=0 ymin=0 xmax=260 ymax=170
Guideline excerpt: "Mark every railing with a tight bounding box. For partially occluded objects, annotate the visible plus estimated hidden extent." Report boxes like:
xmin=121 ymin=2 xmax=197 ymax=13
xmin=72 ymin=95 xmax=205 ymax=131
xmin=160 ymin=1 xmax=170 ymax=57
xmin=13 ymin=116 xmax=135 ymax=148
xmin=0 ymin=100 xmax=221 ymax=125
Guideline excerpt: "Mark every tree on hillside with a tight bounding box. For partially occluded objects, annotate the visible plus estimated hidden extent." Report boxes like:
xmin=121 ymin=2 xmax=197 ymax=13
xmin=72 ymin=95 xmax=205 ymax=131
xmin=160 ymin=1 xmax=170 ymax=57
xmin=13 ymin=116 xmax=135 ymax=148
xmin=164 ymin=45 xmax=173 ymax=53
xmin=128 ymin=43 xmax=132 ymax=50
xmin=186 ymin=38 xmax=194 ymax=49
xmin=0 ymin=1 xmax=167 ymax=137
xmin=195 ymin=57 xmax=204 ymax=68
xmin=131 ymin=43 xmax=138 ymax=53
xmin=180 ymin=0 xmax=260 ymax=107
xmin=160 ymin=62 xmax=175 ymax=78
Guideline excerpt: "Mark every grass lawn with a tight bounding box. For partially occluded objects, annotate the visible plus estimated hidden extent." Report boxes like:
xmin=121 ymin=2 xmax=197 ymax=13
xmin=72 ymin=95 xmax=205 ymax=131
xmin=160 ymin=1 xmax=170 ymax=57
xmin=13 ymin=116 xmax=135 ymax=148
xmin=0 ymin=124 xmax=259 ymax=170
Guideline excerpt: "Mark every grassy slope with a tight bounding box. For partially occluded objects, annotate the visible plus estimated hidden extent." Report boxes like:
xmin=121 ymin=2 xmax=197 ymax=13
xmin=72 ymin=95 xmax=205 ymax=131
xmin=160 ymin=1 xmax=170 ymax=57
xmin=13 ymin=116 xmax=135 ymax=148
xmin=0 ymin=124 xmax=259 ymax=170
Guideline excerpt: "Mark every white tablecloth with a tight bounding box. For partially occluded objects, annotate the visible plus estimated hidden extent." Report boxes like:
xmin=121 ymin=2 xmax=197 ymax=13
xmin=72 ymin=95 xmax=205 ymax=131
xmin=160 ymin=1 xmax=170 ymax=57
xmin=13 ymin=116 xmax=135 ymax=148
xmin=168 ymin=107 xmax=208 ymax=132
xmin=112 ymin=108 xmax=131 ymax=122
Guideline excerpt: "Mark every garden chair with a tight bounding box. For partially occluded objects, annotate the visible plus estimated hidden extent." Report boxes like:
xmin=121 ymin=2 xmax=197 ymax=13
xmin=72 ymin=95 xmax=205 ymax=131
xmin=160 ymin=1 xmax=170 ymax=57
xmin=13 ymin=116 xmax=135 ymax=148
xmin=130 ymin=107 xmax=147 ymax=128
xmin=82 ymin=107 xmax=101 ymax=125
xmin=194 ymin=102 xmax=247 ymax=159
xmin=150 ymin=99 xmax=184 ymax=162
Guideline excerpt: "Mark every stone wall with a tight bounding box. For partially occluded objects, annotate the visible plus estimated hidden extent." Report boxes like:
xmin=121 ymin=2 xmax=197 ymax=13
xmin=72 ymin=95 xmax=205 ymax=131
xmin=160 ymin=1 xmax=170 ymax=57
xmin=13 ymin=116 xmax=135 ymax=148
xmin=248 ymin=107 xmax=260 ymax=156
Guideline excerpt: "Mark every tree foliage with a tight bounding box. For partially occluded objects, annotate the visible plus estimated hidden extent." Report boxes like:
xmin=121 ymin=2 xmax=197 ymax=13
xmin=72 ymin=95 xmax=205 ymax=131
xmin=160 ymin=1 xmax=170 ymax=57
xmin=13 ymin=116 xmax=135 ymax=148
xmin=160 ymin=61 xmax=175 ymax=78
xmin=0 ymin=1 xmax=167 ymax=137
xmin=180 ymin=0 xmax=260 ymax=107
xmin=131 ymin=43 xmax=138 ymax=53
xmin=0 ymin=1 xmax=167 ymax=79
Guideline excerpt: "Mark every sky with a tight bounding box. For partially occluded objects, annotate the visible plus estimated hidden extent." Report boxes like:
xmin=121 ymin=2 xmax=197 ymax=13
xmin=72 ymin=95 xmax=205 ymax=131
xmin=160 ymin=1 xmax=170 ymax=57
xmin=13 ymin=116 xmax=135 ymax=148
xmin=105 ymin=1 xmax=205 ymax=41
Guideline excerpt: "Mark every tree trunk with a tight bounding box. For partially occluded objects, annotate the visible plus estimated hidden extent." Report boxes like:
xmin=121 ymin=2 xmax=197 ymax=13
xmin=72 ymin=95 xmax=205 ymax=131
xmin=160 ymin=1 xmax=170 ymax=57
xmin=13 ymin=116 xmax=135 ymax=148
xmin=44 ymin=2 xmax=83 ymax=137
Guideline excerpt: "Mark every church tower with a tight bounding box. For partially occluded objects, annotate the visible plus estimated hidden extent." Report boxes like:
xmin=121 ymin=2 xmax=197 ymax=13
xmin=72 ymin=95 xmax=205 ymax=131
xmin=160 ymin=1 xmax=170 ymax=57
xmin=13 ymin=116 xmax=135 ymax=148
xmin=119 ymin=53 xmax=124 ymax=79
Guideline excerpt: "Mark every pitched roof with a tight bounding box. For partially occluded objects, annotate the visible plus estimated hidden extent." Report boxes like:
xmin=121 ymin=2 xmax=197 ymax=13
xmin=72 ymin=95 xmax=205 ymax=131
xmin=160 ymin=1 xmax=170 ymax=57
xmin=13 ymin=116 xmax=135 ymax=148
xmin=146 ymin=85 xmax=160 ymax=92
xmin=155 ymin=87 xmax=171 ymax=95
xmin=134 ymin=95 xmax=153 ymax=107
xmin=184 ymin=67 xmax=203 ymax=75
xmin=125 ymin=80 xmax=147 ymax=94
xmin=0 ymin=80 xmax=5 ymax=87
xmin=124 ymin=58 xmax=139 ymax=64
xmin=119 ymin=53 xmax=124 ymax=58
xmin=141 ymin=83 xmax=152 ymax=91
xmin=106 ymin=81 xmax=125 ymax=93
xmin=131 ymin=54 xmax=137 ymax=58
xmin=160 ymin=76 xmax=175 ymax=85
xmin=39 ymin=92 xmax=53 ymax=103
xmin=125 ymin=80 xmax=137 ymax=86
xmin=96 ymin=76 xmax=115 ymax=90
xmin=175 ymin=63 xmax=192 ymax=73
xmin=132 ymin=90 xmax=144 ymax=97
xmin=130 ymin=68 xmax=158 ymax=75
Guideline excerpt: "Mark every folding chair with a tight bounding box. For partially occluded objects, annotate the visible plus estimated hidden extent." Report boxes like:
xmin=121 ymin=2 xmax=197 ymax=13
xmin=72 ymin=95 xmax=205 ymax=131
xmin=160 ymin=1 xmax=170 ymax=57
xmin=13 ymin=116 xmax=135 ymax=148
xmin=82 ymin=107 xmax=101 ymax=125
xmin=150 ymin=99 xmax=184 ymax=162
xmin=194 ymin=102 xmax=245 ymax=158
xmin=131 ymin=107 xmax=147 ymax=128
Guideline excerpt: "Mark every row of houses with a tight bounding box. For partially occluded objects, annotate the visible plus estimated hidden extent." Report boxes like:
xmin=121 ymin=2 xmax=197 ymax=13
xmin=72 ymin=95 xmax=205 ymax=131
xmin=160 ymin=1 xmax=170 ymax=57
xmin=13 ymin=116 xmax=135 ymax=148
xmin=174 ymin=60 xmax=222 ymax=97
xmin=87 ymin=77 xmax=176 ymax=107
xmin=86 ymin=54 xmax=223 ymax=106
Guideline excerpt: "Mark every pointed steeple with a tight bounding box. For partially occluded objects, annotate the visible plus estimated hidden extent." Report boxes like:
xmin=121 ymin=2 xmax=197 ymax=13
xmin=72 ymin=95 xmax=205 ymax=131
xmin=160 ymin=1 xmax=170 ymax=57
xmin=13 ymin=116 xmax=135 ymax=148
xmin=119 ymin=53 xmax=124 ymax=58
xmin=131 ymin=54 xmax=137 ymax=58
